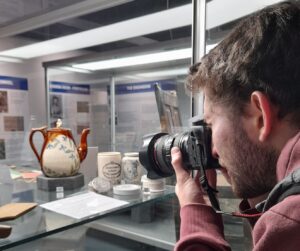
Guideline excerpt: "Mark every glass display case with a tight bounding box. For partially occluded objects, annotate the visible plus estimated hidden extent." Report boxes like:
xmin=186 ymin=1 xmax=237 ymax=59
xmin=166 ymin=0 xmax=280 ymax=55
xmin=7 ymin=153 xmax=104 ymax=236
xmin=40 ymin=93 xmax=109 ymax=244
xmin=0 ymin=1 xmax=285 ymax=250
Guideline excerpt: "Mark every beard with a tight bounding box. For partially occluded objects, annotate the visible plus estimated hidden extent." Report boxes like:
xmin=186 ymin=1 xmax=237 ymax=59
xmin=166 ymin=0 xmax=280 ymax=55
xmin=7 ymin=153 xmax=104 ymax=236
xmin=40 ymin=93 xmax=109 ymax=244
xmin=221 ymin=124 xmax=279 ymax=199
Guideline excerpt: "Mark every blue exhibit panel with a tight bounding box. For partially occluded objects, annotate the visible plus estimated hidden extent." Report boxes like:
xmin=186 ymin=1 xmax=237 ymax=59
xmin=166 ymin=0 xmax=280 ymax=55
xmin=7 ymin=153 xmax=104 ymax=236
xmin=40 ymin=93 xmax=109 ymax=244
xmin=49 ymin=81 xmax=90 ymax=95
xmin=0 ymin=76 xmax=28 ymax=90
xmin=115 ymin=80 xmax=176 ymax=95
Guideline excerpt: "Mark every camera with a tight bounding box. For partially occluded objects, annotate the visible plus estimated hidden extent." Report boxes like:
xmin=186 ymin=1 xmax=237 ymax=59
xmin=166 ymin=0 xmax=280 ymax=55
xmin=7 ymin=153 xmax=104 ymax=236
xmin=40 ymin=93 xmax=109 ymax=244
xmin=139 ymin=124 xmax=220 ymax=179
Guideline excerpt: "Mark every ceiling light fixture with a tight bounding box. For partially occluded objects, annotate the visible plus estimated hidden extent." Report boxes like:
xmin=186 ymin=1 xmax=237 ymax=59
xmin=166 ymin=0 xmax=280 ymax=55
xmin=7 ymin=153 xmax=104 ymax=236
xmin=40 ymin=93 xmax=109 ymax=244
xmin=0 ymin=56 xmax=23 ymax=63
xmin=136 ymin=68 xmax=188 ymax=78
xmin=72 ymin=48 xmax=192 ymax=71
xmin=55 ymin=66 xmax=92 ymax=74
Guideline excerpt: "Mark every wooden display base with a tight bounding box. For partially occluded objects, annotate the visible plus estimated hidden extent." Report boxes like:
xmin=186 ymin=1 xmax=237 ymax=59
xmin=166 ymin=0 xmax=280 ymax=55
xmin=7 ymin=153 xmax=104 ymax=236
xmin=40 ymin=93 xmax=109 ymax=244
xmin=37 ymin=173 xmax=84 ymax=191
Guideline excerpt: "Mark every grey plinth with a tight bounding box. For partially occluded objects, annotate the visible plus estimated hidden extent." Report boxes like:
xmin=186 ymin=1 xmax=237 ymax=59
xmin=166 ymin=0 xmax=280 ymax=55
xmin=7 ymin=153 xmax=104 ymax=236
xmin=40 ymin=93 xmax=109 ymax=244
xmin=37 ymin=173 xmax=84 ymax=191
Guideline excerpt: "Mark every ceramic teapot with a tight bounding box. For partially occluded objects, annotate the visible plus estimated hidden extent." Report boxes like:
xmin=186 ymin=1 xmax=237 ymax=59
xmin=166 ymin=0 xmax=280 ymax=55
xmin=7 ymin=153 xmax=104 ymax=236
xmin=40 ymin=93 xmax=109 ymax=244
xmin=29 ymin=119 xmax=90 ymax=177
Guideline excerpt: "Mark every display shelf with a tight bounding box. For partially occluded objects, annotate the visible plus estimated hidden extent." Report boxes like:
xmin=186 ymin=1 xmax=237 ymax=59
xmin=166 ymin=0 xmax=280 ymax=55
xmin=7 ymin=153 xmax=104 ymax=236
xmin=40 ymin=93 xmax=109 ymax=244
xmin=89 ymin=211 xmax=177 ymax=250
xmin=88 ymin=194 xmax=245 ymax=251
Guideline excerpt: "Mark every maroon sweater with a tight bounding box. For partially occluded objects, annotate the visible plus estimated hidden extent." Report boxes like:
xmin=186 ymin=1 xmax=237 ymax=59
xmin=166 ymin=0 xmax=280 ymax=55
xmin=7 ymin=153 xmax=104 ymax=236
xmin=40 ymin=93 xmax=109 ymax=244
xmin=175 ymin=132 xmax=300 ymax=251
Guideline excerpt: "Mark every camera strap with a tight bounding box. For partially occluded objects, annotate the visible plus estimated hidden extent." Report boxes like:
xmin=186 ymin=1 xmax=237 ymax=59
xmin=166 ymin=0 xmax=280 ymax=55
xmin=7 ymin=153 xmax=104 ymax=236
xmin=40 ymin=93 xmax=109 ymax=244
xmin=199 ymin=171 xmax=263 ymax=218
xmin=198 ymin=165 xmax=222 ymax=213
xmin=200 ymin=173 xmax=222 ymax=213
xmin=200 ymin=168 xmax=300 ymax=219
xmin=198 ymin=158 xmax=262 ymax=217
xmin=255 ymin=168 xmax=300 ymax=212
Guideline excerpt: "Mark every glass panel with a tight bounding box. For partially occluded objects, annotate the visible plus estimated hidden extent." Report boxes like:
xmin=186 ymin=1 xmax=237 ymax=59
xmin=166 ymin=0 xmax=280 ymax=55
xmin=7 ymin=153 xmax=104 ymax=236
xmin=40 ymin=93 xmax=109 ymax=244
xmin=44 ymin=0 xmax=193 ymax=154
xmin=0 ymin=0 xmax=192 ymax=168
xmin=46 ymin=56 xmax=191 ymax=153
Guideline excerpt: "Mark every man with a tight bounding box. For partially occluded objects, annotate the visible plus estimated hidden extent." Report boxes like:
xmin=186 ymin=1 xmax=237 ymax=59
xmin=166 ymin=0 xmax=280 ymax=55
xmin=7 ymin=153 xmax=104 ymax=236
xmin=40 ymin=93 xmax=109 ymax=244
xmin=171 ymin=1 xmax=300 ymax=250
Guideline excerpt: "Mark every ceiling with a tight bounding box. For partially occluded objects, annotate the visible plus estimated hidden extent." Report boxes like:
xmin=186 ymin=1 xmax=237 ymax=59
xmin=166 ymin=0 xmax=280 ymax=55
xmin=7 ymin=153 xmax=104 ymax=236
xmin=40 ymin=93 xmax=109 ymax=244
xmin=0 ymin=0 xmax=83 ymax=26
xmin=0 ymin=0 xmax=193 ymax=54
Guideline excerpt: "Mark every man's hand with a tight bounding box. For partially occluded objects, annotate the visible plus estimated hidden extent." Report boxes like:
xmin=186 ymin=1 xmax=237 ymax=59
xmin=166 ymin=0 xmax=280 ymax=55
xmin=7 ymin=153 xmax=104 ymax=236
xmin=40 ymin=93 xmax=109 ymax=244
xmin=171 ymin=147 xmax=206 ymax=207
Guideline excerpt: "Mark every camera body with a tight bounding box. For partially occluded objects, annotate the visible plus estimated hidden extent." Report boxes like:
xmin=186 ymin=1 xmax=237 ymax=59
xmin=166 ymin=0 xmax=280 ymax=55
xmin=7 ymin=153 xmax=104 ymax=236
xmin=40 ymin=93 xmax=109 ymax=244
xmin=139 ymin=125 xmax=220 ymax=179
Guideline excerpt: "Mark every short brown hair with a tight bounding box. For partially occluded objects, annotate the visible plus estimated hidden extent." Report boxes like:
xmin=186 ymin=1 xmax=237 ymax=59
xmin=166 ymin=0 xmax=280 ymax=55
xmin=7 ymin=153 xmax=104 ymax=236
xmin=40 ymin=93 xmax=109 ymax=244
xmin=188 ymin=1 xmax=300 ymax=125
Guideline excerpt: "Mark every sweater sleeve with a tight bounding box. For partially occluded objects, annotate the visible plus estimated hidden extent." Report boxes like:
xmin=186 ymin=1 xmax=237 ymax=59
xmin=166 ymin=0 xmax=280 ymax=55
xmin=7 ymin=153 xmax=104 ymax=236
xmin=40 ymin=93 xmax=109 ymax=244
xmin=174 ymin=203 xmax=231 ymax=251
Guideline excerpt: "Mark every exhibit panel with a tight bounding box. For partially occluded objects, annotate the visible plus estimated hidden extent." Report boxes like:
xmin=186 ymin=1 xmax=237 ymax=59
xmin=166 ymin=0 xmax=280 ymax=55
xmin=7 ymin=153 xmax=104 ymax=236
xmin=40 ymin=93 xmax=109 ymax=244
xmin=0 ymin=76 xmax=30 ymax=164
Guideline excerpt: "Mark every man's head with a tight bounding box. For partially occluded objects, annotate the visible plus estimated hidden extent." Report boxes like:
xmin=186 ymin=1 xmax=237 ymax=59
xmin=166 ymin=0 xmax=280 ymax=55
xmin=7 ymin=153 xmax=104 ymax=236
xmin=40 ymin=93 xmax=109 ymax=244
xmin=188 ymin=1 xmax=300 ymax=198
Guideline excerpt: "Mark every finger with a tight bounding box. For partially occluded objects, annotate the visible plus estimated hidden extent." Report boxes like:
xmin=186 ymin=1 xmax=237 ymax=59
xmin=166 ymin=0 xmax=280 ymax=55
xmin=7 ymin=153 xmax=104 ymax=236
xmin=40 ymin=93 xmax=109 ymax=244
xmin=171 ymin=147 xmax=189 ymax=179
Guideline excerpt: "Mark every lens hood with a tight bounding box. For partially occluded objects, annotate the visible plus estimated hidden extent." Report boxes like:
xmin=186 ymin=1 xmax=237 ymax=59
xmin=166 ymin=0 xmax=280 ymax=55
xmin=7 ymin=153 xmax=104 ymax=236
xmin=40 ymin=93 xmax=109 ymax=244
xmin=139 ymin=132 xmax=168 ymax=179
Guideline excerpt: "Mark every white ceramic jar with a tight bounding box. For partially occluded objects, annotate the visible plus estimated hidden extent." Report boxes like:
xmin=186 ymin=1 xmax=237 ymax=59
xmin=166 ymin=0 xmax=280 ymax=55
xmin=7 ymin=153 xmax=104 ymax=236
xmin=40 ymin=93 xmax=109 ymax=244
xmin=122 ymin=152 xmax=143 ymax=184
xmin=141 ymin=175 xmax=165 ymax=193
xmin=97 ymin=152 xmax=122 ymax=185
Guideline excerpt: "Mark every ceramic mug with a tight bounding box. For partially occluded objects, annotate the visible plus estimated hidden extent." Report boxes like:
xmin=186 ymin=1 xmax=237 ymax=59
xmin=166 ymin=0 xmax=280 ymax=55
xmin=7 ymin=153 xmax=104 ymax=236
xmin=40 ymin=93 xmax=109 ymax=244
xmin=122 ymin=152 xmax=143 ymax=184
xmin=97 ymin=152 xmax=122 ymax=185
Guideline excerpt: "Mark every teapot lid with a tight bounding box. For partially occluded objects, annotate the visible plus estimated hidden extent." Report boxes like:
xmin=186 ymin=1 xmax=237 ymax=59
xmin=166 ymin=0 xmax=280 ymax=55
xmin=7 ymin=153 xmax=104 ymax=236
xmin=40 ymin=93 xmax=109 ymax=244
xmin=49 ymin=119 xmax=71 ymax=131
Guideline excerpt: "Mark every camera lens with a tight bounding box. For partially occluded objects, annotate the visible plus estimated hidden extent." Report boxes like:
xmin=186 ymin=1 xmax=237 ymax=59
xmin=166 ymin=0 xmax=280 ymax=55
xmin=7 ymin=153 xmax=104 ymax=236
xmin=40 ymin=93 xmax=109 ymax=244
xmin=139 ymin=126 xmax=219 ymax=179
xmin=139 ymin=133 xmax=174 ymax=179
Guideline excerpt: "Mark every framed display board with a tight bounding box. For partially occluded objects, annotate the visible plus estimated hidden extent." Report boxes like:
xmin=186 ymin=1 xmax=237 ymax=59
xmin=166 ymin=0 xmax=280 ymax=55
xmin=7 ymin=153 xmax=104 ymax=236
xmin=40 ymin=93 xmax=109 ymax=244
xmin=154 ymin=83 xmax=182 ymax=134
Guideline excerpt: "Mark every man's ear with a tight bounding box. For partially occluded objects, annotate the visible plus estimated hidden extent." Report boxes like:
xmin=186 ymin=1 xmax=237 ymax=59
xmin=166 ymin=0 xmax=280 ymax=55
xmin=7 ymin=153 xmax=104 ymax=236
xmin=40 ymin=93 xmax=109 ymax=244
xmin=250 ymin=91 xmax=275 ymax=142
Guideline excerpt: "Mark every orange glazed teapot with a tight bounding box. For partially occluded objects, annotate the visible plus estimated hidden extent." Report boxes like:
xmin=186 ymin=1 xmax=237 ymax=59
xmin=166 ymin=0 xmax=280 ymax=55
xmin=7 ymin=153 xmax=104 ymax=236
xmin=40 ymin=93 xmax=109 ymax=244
xmin=29 ymin=119 xmax=90 ymax=177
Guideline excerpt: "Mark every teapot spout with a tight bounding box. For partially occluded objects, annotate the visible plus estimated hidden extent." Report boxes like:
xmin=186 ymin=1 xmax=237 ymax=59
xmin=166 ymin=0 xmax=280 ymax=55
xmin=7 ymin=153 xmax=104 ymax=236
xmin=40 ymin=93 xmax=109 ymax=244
xmin=77 ymin=128 xmax=90 ymax=162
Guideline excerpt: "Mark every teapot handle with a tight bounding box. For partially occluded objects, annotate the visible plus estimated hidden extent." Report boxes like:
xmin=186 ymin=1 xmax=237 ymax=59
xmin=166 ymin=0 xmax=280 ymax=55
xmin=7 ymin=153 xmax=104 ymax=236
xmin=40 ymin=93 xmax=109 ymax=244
xmin=29 ymin=126 xmax=47 ymax=164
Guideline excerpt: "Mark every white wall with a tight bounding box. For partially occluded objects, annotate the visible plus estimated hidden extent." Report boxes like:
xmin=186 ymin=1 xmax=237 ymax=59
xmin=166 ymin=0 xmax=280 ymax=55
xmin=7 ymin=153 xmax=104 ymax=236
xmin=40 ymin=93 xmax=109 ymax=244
xmin=0 ymin=48 xmax=88 ymax=126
